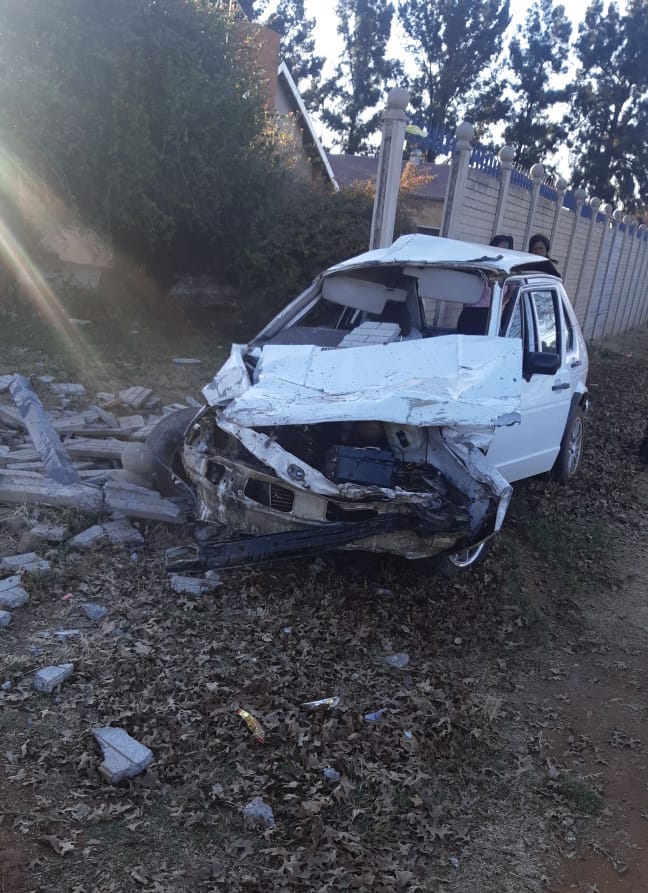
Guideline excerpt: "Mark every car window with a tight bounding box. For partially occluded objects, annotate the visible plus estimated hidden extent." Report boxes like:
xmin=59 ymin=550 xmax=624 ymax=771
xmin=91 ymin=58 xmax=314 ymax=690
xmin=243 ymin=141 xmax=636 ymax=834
xmin=529 ymin=290 xmax=559 ymax=353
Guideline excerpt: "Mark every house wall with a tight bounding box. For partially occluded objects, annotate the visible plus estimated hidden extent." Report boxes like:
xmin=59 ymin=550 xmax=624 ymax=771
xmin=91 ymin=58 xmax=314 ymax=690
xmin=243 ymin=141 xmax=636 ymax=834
xmin=440 ymin=123 xmax=648 ymax=340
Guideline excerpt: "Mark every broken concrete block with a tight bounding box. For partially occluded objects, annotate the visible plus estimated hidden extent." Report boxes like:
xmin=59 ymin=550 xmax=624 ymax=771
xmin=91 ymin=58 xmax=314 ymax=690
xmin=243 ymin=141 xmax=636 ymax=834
xmin=169 ymin=575 xmax=220 ymax=598
xmin=69 ymin=525 xmax=107 ymax=549
xmin=102 ymin=519 xmax=145 ymax=546
xmin=30 ymin=523 xmax=70 ymax=543
xmin=0 ymin=404 xmax=26 ymax=430
xmin=0 ymin=610 xmax=12 ymax=628
xmin=50 ymin=383 xmax=86 ymax=397
xmin=118 ymin=387 xmax=153 ymax=410
xmin=0 ymin=576 xmax=29 ymax=609
xmin=104 ymin=480 xmax=186 ymax=524
xmin=33 ymin=663 xmax=74 ymax=693
xmin=118 ymin=414 xmax=146 ymax=432
xmin=0 ymin=374 xmax=13 ymax=393
xmin=9 ymin=374 xmax=81 ymax=485
xmin=0 ymin=553 xmax=51 ymax=575
xmin=64 ymin=438 xmax=129 ymax=461
xmin=0 ymin=471 xmax=104 ymax=512
xmin=172 ymin=358 xmax=202 ymax=365
xmin=92 ymin=727 xmax=154 ymax=784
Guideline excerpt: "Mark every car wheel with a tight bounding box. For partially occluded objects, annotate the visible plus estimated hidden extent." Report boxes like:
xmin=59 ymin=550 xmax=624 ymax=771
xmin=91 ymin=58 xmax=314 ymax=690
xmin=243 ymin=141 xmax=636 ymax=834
xmin=145 ymin=407 xmax=197 ymax=497
xmin=552 ymin=406 xmax=585 ymax=485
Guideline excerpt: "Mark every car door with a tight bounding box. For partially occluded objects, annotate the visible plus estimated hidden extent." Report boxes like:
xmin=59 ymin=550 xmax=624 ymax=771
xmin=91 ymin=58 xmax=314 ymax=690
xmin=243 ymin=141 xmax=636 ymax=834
xmin=486 ymin=284 xmax=573 ymax=482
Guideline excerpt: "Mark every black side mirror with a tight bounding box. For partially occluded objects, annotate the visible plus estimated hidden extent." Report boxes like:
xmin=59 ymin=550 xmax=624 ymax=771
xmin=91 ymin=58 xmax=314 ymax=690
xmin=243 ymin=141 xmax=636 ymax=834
xmin=524 ymin=350 xmax=560 ymax=379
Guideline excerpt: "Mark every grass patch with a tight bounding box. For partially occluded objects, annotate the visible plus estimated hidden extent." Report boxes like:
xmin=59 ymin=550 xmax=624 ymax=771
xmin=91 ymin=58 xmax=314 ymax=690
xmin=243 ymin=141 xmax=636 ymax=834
xmin=559 ymin=776 xmax=604 ymax=815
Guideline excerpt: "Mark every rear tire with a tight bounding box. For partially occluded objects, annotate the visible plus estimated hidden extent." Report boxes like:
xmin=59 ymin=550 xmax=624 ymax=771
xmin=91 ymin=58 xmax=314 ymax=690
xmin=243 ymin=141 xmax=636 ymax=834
xmin=552 ymin=406 xmax=585 ymax=485
xmin=145 ymin=408 xmax=197 ymax=497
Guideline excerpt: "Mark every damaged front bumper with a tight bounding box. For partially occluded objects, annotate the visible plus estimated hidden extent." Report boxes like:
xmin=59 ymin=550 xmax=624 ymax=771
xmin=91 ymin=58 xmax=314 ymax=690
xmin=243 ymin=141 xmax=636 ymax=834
xmin=178 ymin=411 xmax=512 ymax=567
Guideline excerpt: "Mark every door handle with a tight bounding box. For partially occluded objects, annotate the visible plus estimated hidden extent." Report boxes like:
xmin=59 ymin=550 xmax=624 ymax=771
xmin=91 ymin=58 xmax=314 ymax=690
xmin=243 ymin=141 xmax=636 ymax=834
xmin=570 ymin=360 xmax=582 ymax=368
xmin=552 ymin=382 xmax=570 ymax=391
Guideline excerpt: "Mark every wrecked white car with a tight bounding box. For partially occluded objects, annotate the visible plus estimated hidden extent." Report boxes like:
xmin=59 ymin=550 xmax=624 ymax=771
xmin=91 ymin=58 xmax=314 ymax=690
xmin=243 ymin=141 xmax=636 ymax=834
xmin=159 ymin=234 xmax=588 ymax=570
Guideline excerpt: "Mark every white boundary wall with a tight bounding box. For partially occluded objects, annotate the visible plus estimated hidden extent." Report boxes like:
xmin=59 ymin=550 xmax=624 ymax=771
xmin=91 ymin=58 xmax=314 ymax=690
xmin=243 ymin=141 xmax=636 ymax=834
xmin=439 ymin=123 xmax=648 ymax=341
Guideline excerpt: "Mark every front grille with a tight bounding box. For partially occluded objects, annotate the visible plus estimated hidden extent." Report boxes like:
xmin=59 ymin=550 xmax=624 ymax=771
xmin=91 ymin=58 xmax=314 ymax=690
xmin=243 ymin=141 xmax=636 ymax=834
xmin=270 ymin=485 xmax=294 ymax=513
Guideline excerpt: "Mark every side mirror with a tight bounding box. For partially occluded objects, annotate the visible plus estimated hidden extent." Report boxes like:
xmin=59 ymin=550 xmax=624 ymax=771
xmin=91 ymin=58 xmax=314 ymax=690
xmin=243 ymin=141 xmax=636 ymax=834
xmin=524 ymin=350 xmax=560 ymax=379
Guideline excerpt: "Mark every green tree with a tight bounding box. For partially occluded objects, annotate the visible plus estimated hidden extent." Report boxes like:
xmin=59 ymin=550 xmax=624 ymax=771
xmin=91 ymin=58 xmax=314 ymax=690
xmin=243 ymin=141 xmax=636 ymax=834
xmin=503 ymin=0 xmax=572 ymax=168
xmin=0 ymin=0 xmax=292 ymax=282
xmin=320 ymin=0 xmax=403 ymax=154
xmin=398 ymin=0 xmax=510 ymax=150
xmin=253 ymin=0 xmax=324 ymax=109
xmin=565 ymin=0 xmax=648 ymax=207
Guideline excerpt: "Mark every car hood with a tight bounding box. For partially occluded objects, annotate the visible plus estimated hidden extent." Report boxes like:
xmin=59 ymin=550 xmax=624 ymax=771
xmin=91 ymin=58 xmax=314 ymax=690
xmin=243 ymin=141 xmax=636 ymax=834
xmin=203 ymin=335 xmax=522 ymax=429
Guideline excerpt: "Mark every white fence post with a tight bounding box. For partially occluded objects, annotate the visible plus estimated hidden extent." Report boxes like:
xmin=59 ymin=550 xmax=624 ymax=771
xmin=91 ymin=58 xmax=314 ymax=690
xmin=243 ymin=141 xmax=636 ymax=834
xmin=522 ymin=163 xmax=545 ymax=250
xmin=600 ymin=209 xmax=625 ymax=338
xmin=574 ymin=197 xmax=601 ymax=320
xmin=492 ymin=146 xmax=514 ymax=238
xmin=610 ymin=215 xmax=636 ymax=335
xmin=370 ymin=87 xmax=409 ymax=250
xmin=440 ymin=122 xmax=474 ymax=239
xmin=563 ymin=188 xmax=586 ymax=281
xmin=549 ymin=177 xmax=568 ymax=251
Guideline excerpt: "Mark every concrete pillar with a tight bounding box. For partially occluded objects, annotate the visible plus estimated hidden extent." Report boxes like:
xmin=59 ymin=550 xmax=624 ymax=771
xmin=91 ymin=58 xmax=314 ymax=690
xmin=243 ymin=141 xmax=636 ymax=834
xmin=564 ymin=188 xmax=587 ymax=281
xmin=575 ymin=196 xmax=601 ymax=321
xmin=492 ymin=146 xmax=514 ymax=239
xmin=549 ymin=177 xmax=568 ymax=254
xmin=631 ymin=227 xmax=648 ymax=326
xmin=616 ymin=219 xmax=643 ymax=333
xmin=626 ymin=224 xmax=647 ymax=329
xmin=370 ymin=87 xmax=409 ymax=250
xmin=583 ymin=204 xmax=614 ymax=339
xmin=600 ymin=209 xmax=625 ymax=338
xmin=610 ymin=215 xmax=636 ymax=335
xmin=440 ymin=122 xmax=474 ymax=239
xmin=523 ymin=163 xmax=545 ymax=251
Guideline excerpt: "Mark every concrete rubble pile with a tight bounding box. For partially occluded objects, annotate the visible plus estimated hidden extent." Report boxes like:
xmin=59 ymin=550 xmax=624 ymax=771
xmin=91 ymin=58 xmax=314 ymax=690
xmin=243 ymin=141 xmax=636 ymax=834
xmin=0 ymin=372 xmax=194 ymax=524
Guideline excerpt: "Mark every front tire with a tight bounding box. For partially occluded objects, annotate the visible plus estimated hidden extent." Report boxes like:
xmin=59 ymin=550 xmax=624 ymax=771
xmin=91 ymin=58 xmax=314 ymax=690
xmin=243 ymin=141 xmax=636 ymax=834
xmin=145 ymin=407 xmax=197 ymax=497
xmin=552 ymin=406 xmax=585 ymax=485
xmin=435 ymin=539 xmax=491 ymax=576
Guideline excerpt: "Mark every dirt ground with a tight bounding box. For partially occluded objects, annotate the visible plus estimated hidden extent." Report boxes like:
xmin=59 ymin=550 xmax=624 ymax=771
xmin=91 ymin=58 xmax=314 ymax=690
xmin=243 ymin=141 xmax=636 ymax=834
xmin=1 ymin=289 xmax=648 ymax=893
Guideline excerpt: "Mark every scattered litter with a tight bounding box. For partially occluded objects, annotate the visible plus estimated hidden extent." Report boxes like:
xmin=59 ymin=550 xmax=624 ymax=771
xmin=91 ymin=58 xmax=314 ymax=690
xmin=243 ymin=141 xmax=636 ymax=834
xmin=92 ymin=727 xmax=154 ymax=784
xmin=374 ymin=587 xmax=394 ymax=596
xmin=301 ymin=696 xmax=340 ymax=712
xmin=243 ymin=796 xmax=275 ymax=829
xmin=404 ymin=730 xmax=413 ymax=740
xmin=0 ymin=610 xmax=12 ymax=629
xmin=172 ymin=358 xmax=202 ymax=365
xmin=449 ymin=856 xmax=460 ymax=869
xmin=54 ymin=629 xmax=81 ymax=640
xmin=379 ymin=652 xmax=409 ymax=669
xmin=323 ymin=767 xmax=341 ymax=783
xmin=169 ymin=574 xmax=220 ymax=598
xmin=236 ymin=707 xmax=265 ymax=744
xmin=1 ymin=680 xmax=12 ymax=690
xmin=62 ymin=593 xmax=74 ymax=602
xmin=82 ymin=604 xmax=108 ymax=622
xmin=33 ymin=663 xmax=74 ymax=693
xmin=364 ymin=708 xmax=388 ymax=722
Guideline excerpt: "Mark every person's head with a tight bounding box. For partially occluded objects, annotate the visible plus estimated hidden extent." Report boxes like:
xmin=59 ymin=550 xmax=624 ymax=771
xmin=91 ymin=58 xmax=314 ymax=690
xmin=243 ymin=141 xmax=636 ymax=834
xmin=529 ymin=233 xmax=550 ymax=256
xmin=490 ymin=234 xmax=514 ymax=250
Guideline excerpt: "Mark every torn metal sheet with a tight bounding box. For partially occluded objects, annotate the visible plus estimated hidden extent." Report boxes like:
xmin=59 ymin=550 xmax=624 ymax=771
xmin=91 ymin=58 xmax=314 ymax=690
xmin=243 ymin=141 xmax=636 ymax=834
xmin=204 ymin=337 xmax=522 ymax=429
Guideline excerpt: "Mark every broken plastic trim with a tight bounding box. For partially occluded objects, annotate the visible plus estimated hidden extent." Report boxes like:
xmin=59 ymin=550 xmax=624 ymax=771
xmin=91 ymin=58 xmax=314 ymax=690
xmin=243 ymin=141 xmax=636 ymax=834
xmin=166 ymin=507 xmax=463 ymax=571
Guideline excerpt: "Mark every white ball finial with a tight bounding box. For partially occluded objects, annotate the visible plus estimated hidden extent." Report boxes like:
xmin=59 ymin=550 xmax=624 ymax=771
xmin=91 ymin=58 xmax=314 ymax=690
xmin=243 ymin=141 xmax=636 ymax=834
xmin=602 ymin=203 xmax=613 ymax=216
xmin=498 ymin=146 xmax=515 ymax=164
xmin=589 ymin=197 xmax=601 ymax=209
xmin=556 ymin=177 xmax=568 ymax=191
xmin=456 ymin=121 xmax=474 ymax=142
xmin=530 ymin=163 xmax=545 ymax=182
xmin=387 ymin=87 xmax=409 ymax=110
xmin=573 ymin=188 xmax=587 ymax=203
xmin=613 ymin=209 xmax=624 ymax=221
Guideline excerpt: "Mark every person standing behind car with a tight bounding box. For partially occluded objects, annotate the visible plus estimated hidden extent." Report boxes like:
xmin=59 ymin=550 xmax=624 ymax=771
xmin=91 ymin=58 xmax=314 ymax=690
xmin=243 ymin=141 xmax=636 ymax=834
xmin=490 ymin=234 xmax=514 ymax=249
xmin=528 ymin=233 xmax=561 ymax=277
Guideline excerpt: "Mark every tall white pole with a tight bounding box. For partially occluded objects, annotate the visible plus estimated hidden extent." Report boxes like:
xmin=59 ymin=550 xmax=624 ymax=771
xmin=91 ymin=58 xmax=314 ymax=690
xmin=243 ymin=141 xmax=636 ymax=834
xmin=370 ymin=87 xmax=409 ymax=250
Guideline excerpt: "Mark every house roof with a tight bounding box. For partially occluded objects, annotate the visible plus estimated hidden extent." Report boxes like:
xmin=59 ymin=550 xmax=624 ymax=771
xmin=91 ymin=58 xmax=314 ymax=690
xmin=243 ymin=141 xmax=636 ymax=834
xmin=277 ymin=62 xmax=338 ymax=191
xmin=327 ymin=154 xmax=450 ymax=201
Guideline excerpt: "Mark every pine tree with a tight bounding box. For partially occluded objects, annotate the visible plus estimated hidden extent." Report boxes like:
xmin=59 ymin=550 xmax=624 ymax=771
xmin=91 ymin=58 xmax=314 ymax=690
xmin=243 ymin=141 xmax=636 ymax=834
xmin=398 ymin=0 xmax=510 ymax=151
xmin=565 ymin=0 xmax=648 ymax=207
xmin=320 ymin=0 xmax=403 ymax=154
xmin=503 ymin=0 xmax=572 ymax=169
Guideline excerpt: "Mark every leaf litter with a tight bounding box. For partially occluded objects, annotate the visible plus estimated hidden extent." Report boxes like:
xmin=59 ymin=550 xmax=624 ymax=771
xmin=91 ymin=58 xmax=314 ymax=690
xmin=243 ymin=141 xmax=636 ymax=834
xmin=1 ymin=330 xmax=648 ymax=892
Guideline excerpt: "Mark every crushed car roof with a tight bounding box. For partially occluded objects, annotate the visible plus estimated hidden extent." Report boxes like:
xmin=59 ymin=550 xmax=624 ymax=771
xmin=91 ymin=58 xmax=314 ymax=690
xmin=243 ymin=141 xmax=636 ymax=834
xmin=324 ymin=233 xmax=556 ymax=277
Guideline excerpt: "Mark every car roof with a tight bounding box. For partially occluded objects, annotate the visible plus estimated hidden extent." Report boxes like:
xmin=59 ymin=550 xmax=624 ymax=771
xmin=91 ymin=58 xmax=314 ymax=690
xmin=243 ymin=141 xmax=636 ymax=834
xmin=323 ymin=233 xmax=557 ymax=278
